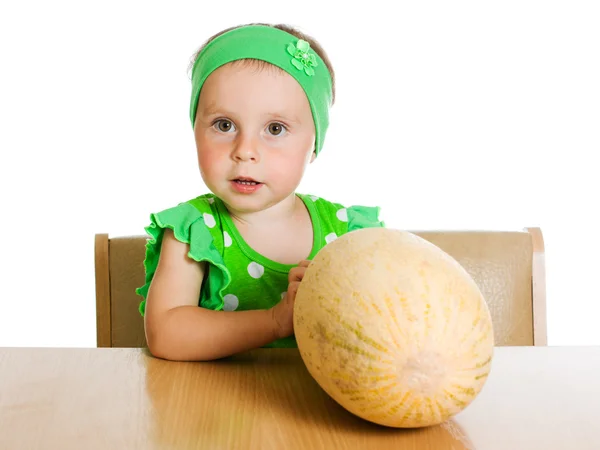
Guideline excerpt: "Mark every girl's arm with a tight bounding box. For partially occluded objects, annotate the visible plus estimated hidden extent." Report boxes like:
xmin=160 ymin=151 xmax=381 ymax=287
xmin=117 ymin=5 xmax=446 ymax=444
xmin=144 ymin=228 xmax=283 ymax=361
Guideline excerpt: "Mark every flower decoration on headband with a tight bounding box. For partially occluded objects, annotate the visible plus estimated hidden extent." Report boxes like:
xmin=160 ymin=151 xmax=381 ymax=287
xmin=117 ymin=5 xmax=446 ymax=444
xmin=287 ymin=39 xmax=318 ymax=76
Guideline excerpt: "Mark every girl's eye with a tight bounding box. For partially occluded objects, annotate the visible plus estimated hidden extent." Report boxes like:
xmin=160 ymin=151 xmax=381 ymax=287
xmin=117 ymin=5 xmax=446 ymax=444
xmin=268 ymin=123 xmax=287 ymax=136
xmin=214 ymin=120 xmax=235 ymax=133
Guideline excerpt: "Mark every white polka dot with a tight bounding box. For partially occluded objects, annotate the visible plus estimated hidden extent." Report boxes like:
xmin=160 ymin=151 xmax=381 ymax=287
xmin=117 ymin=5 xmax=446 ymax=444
xmin=223 ymin=231 xmax=232 ymax=247
xmin=203 ymin=213 xmax=216 ymax=228
xmin=325 ymin=232 xmax=338 ymax=244
xmin=248 ymin=262 xmax=265 ymax=279
xmin=310 ymin=195 xmax=319 ymax=201
xmin=281 ymin=291 xmax=287 ymax=299
xmin=336 ymin=208 xmax=348 ymax=222
xmin=223 ymin=294 xmax=239 ymax=311
xmin=208 ymin=197 xmax=215 ymax=204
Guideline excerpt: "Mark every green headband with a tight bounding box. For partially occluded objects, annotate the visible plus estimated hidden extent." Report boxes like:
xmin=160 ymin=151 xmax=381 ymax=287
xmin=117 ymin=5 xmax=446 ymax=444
xmin=189 ymin=25 xmax=333 ymax=156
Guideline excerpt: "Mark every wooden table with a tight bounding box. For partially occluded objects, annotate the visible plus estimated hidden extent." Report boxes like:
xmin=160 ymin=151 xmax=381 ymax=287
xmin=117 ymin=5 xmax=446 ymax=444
xmin=1 ymin=346 xmax=599 ymax=450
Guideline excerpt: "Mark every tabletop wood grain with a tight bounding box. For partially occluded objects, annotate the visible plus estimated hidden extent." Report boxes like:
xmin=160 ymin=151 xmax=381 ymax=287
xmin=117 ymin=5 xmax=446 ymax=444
xmin=0 ymin=346 xmax=599 ymax=450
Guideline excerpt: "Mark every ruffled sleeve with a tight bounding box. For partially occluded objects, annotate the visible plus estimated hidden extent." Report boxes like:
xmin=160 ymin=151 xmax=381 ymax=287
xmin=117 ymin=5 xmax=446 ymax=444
xmin=346 ymin=205 xmax=386 ymax=232
xmin=135 ymin=202 xmax=231 ymax=316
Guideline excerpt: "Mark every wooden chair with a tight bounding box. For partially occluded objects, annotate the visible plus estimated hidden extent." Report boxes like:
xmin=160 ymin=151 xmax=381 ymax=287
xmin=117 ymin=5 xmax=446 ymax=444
xmin=95 ymin=228 xmax=547 ymax=348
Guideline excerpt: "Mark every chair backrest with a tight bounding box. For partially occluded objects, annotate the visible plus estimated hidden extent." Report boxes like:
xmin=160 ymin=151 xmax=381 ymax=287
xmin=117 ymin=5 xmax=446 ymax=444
xmin=95 ymin=228 xmax=547 ymax=348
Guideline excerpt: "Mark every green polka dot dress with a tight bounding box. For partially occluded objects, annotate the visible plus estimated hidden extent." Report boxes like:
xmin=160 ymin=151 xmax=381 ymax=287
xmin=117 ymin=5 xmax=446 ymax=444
xmin=136 ymin=193 xmax=385 ymax=348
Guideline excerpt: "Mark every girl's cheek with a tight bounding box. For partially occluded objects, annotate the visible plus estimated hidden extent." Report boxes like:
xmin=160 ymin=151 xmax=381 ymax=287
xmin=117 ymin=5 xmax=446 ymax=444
xmin=197 ymin=149 xmax=217 ymax=167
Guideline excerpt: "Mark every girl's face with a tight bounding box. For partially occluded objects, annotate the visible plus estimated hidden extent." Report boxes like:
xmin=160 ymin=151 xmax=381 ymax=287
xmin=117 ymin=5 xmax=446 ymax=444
xmin=194 ymin=61 xmax=316 ymax=215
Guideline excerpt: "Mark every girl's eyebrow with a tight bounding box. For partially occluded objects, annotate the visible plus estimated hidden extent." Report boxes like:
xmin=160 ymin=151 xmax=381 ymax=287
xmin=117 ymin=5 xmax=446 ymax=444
xmin=265 ymin=112 xmax=301 ymax=124
xmin=202 ymin=104 xmax=301 ymax=124
xmin=201 ymin=103 xmax=226 ymax=117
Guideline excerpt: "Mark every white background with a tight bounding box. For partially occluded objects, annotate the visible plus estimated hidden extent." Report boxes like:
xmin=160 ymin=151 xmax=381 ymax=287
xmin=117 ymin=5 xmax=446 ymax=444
xmin=1 ymin=1 xmax=598 ymax=347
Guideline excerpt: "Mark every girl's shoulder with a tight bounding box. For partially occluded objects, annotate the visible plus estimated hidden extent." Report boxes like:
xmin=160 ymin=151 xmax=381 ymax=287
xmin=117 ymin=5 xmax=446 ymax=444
xmin=146 ymin=193 xmax=225 ymax=237
xmin=136 ymin=193 xmax=230 ymax=315
xmin=297 ymin=193 xmax=386 ymax=232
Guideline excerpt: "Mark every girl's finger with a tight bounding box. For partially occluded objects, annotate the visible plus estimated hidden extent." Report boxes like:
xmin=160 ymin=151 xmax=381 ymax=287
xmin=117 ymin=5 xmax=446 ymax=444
xmin=288 ymin=266 xmax=306 ymax=283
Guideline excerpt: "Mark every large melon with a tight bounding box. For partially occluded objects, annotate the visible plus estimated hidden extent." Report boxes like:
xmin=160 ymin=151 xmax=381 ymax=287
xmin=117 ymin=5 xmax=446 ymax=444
xmin=293 ymin=227 xmax=494 ymax=428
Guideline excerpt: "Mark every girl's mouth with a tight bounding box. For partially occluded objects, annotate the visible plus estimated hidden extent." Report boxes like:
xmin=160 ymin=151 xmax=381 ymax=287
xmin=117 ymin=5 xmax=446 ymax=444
xmin=231 ymin=178 xmax=263 ymax=194
xmin=234 ymin=179 xmax=261 ymax=185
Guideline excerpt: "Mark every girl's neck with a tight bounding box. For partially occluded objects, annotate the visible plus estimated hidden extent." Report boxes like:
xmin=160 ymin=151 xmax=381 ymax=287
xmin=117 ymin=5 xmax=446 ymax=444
xmin=226 ymin=193 xmax=301 ymax=229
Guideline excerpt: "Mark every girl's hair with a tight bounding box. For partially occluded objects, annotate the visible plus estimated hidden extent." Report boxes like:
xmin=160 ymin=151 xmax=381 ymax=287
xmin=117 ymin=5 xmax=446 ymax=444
xmin=187 ymin=22 xmax=336 ymax=105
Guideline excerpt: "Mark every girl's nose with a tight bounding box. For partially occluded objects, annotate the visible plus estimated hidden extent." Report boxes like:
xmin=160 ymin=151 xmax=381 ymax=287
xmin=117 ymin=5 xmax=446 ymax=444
xmin=232 ymin=133 xmax=260 ymax=162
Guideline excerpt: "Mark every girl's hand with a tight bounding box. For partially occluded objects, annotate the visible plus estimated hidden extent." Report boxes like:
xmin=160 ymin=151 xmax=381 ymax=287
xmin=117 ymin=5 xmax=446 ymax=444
xmin=270 ymin=259 xmax=311 ymax=339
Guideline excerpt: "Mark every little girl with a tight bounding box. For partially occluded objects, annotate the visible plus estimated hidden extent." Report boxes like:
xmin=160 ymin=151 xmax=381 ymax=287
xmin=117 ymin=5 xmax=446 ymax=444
xmin=136 ymin=22 xmax=385 ymax=361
